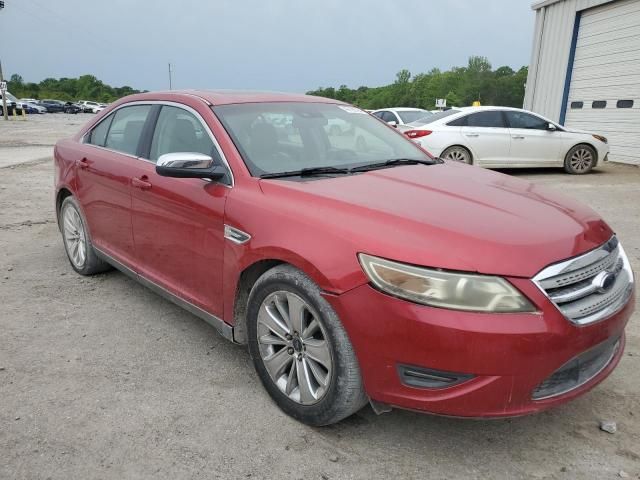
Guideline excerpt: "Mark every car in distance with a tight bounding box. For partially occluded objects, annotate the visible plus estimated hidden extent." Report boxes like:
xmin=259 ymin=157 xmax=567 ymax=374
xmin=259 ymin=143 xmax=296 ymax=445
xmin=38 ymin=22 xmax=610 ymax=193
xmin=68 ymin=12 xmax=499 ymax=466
xmin=371 ymin=107 xmax=432 ymax=127
xmin=399 ymin=106 xmax=609 ymax=174
xmin=54 ymin=91 xmax=635 ymax=425
xmin=20 ymin=100 xmax=47 ymax=114
xmin=77 ymin=100 xmax=105 ymax=113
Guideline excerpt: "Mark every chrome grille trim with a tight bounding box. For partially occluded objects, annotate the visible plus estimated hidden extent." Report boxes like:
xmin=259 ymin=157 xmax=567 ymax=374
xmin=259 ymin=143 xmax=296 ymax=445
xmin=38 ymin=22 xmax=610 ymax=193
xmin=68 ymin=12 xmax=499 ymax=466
xmin=533 ymin=236 xmax=634 ymax=326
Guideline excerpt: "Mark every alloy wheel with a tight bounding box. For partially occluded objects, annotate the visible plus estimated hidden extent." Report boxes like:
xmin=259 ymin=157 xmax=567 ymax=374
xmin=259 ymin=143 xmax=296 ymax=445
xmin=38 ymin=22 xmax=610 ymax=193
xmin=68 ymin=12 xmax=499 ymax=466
xmin=443 ymin=147 xmax=471 ymax=164
xmin=570 ymin=147 xmax=594 ymax=172
xmin=257 ymin=291 xmax=332 ymax=405
xmin=62 ymin=205 xmax=87 ymax=269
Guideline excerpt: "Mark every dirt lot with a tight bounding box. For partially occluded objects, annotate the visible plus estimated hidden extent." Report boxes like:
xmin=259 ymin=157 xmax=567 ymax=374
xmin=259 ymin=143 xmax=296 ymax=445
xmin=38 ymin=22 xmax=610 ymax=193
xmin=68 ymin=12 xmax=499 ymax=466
xmin=1 ymin=114 xmax=639 ymax=480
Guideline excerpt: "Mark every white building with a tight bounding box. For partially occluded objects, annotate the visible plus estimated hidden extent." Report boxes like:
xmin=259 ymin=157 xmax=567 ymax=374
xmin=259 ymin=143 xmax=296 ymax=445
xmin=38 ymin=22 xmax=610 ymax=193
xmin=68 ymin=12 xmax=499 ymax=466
xmin=524 ymin=0 xmax=640 ymax=164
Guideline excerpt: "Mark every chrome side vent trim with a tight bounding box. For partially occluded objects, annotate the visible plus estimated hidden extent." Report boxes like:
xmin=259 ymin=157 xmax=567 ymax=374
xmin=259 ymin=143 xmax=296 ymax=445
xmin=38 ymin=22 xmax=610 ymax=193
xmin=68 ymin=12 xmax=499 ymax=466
xmin=224 ymin=225 xmax=251 ymax=244
xmin=533 ymin=236 xmax=634 ymax=326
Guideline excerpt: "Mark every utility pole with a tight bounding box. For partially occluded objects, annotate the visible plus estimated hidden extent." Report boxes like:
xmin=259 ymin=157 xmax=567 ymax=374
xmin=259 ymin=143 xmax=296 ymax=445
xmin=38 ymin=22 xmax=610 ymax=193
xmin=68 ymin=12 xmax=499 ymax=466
xmin=168 ymin=63 xmax=173 ymax=90
xmin=0 ymin=60 xmax=8 ymax=121
xmin=0 ymin=1 xmax=8 ymax=120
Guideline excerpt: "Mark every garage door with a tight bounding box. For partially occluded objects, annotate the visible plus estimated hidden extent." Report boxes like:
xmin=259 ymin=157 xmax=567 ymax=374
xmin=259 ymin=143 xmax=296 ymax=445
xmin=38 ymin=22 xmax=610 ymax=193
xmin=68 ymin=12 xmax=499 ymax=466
xmin=565 ymin=0 xmax=640 ymax=165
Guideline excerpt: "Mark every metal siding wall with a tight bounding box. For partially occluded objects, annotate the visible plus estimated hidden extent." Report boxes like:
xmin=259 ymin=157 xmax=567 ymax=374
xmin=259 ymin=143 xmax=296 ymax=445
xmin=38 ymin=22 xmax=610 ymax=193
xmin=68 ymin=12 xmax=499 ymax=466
xmin=526 ymin=0 xmax=579 ymax=121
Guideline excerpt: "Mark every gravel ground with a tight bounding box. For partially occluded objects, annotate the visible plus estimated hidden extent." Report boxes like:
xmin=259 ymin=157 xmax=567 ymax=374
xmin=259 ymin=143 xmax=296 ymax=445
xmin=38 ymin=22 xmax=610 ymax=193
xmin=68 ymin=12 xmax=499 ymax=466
xmin=1 ymin=115 xmax=639 ymax=480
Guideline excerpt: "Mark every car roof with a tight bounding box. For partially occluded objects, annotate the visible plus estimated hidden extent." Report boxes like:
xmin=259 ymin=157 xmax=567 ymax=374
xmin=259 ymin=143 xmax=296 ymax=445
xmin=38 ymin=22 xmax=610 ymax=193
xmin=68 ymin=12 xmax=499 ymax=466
xmin=118 ymin=90 xmax=345 ymax=106
xmin=373 ymin=107 xmax=428 ymax=113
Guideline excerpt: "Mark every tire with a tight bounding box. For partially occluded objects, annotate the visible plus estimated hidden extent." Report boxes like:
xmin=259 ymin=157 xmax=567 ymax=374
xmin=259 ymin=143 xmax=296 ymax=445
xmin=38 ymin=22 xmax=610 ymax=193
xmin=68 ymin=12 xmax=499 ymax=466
xmin=564 ymin=144 xmax=596 ymax=174
xmin=247 ymin=265 xmax=367 ymax=426
xmin=441 ymin=145 xmax=472 ymax=164
xmin=59 ymin=196 xmax=111 ymax=275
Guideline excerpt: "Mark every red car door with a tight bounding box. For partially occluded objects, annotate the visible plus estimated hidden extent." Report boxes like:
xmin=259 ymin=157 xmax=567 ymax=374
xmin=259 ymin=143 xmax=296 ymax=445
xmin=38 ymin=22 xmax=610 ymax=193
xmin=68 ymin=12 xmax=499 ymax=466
xmin=76 ymin=104 xmax=152 ymax=266
xmin=128 ymin=104 xmax=230 ymax=317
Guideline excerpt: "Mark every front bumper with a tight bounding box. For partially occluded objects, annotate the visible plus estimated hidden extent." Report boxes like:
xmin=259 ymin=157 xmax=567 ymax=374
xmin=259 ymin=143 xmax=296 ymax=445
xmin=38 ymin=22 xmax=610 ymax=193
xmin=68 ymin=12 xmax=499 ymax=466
xmin=324 ymin=279 xmax=634 ymax=418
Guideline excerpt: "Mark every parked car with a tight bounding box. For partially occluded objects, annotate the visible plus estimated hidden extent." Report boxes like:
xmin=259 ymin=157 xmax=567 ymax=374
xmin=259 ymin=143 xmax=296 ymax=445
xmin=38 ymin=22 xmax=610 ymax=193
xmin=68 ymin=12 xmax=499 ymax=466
xmin=54 ymin=91 xmax=634 ymax=426
xmin=63 ymin=102 xmax=81 ymax=114
xmin=0 ymin=91 xmax=23 ymax=115
xmin=399 ymin=106 xmax=609 ymax=174
xmin=77 ymin=100 xmax=105 ymax=113
xmin=371 ymin=107 xmax=432 ymax=127
xmin=37 ymin=100 xmax=65 ymax=113
xmin=20 ymin=99 xmax=47 ymax=114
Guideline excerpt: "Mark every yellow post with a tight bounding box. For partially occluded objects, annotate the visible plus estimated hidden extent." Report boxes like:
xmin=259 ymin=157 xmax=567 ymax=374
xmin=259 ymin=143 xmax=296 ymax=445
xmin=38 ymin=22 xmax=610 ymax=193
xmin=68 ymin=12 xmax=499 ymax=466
xmin=21 ymin=106 xmax=26 ymax=120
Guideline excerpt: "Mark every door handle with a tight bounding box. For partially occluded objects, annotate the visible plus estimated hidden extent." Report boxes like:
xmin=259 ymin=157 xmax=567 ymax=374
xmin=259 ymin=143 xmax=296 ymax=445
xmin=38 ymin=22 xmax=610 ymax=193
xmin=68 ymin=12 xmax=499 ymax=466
xmin=77 ymin=158 xmax=91 ymax=170
xmin=512 ymin=136 xmax=525 ymax=140
xmin=131 ymin=176 xmax=152 ymax=190
xmin=465 ymin=133 xmax=479 ymax=137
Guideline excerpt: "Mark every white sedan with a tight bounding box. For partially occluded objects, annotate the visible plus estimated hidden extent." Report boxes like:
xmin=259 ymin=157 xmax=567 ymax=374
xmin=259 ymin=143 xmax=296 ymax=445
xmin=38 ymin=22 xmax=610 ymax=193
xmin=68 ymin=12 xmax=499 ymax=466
xmin=371 ymin=107 xmax=432 ymax=127
xmin=399 ymin=106 xmax=609 ymax=174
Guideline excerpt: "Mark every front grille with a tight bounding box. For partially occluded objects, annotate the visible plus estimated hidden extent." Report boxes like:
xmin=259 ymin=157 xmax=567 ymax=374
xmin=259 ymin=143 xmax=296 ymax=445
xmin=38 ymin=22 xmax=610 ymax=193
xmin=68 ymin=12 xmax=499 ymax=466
xmin=534 ymin=236 xmax=634 ymax=325
xmin=532 ymin=336 xmax=620 ymax=400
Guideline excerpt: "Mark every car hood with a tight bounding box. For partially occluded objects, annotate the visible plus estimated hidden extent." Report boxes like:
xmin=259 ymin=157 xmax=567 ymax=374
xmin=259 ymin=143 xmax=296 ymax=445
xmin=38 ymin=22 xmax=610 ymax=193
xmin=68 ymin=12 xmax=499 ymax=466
xmin=258 ymin=162 xmax=612 ymax=278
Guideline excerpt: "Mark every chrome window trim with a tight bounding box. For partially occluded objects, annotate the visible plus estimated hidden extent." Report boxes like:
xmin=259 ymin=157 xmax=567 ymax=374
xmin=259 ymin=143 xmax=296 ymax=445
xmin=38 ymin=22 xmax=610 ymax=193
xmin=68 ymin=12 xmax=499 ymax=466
xmin=82 ymin=100 xmax=234 ymax=187
xmin=533 ymin=236 xmax=634 ymax=326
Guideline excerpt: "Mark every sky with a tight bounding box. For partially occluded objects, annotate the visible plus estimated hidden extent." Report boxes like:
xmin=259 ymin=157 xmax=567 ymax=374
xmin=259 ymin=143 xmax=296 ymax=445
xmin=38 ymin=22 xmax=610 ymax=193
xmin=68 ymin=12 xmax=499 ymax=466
xmin=1 ymin=0 xmax=535 ymax=92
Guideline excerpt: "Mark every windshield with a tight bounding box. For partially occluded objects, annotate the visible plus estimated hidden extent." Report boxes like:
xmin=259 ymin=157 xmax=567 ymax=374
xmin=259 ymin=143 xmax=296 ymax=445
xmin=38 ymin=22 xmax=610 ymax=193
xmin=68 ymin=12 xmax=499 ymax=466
xmin=410 ymin=109 xmax=462 ymax=126
xmin=397 ymin=110 xmax=431 ymax=124
xmin=213 ymin=102 xmax=433 ymax=177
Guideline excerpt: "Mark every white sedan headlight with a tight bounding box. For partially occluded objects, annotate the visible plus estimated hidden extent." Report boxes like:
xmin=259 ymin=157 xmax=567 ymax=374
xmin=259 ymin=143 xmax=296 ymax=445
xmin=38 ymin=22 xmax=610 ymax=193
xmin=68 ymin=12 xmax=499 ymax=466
xmin=359 ymin=254 xmax=535 ymax=313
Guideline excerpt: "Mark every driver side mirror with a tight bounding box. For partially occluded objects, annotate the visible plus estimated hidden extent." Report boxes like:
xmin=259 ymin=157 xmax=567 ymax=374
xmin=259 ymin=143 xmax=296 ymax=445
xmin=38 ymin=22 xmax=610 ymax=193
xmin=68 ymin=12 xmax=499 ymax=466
xmin=547 ymin=123 xmax=557 ymax=131
xmin=387 ymin=120 xmax=398 ymax=128
xmin=156 ymin=152 xmax=226 ymax=180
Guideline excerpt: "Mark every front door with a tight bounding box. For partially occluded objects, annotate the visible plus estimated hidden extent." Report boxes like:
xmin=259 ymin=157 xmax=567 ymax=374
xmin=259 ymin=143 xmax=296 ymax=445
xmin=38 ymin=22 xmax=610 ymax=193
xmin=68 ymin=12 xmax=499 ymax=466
xmin=129 ymin=104 xmax=230 ymax=317
xmin=505 ymin=111 xmax=564 ymax=165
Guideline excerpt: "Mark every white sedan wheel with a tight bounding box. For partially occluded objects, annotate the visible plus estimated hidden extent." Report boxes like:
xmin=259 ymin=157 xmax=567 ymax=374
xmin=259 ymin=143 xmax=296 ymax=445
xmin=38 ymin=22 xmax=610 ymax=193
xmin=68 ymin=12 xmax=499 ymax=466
xmin=441 ymin=146 xmax=472 ymax=164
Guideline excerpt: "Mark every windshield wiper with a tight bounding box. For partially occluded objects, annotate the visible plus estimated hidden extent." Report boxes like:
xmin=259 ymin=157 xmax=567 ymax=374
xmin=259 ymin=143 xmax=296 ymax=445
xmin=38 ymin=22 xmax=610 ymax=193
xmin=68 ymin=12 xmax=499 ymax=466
xmin=349 ymin=158 xmax=439 ymax=173
xmin=260 ymin=166 xmax=351 ymax=179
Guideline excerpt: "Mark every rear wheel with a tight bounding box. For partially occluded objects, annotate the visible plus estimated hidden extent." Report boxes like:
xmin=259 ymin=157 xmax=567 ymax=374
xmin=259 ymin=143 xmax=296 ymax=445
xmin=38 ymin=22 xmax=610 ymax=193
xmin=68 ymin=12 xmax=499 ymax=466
xmin=247 ymin=265 xmax=367 ymax=426
xmin=59 ymin=196 xmax=111 ymax=275
xmin=564 ymin=144 xmax=596 ymax=174
xmin=441 ymin=146 xmax=472 ymax=164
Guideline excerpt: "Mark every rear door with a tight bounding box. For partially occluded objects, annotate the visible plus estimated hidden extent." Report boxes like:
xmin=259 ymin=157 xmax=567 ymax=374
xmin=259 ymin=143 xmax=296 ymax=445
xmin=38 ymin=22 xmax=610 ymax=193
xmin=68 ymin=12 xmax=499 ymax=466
xmin=459 ymin=110 xmax=511 ymax=165
xmin=76 ymin=104 xmax=152 ymax=267
xmin=128 ymin=104 xmax=231 ymax=317
xmin=505 ymin=110 xmax=564 ymax=166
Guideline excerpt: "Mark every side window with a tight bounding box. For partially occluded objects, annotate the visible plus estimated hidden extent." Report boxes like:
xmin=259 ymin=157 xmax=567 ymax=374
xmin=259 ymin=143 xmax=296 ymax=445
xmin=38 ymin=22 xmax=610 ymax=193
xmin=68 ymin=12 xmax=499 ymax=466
xmin=87 ymin=115 xmax=114 ymax=146
xmin=372 ymin=111 xmax=385 ymax=119
xmin=447 ymin=115 xmax=468 ymax=127
xmin=149 ymin=106 xmax=220 ymax=163
xmin=505 ymin=111 xmax=549 ymax=130
xmin=465 ymin=111 xmax=506 ymax=128
xmin=381 ymin=111 xmax=398 ymax=123
xmin=104 ymin=105 xmax=151 ymax=156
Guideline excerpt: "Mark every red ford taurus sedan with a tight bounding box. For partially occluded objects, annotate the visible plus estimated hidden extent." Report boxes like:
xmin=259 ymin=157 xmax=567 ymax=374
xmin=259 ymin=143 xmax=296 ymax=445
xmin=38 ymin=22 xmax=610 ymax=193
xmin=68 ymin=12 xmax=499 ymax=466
xmin=54 ymin=91 xmax=635 ymax=425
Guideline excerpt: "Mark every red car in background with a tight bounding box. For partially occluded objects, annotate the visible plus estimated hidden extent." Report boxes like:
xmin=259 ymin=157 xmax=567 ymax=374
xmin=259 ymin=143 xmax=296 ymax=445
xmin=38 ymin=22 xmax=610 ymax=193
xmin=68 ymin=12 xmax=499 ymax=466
xmin=54 ymin=91 xmax=635 ymax=425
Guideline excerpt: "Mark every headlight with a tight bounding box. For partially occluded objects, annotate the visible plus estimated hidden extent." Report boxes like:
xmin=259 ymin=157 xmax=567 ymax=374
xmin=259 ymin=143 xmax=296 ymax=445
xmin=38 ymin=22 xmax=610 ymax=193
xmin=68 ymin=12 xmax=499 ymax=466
xmin=592 ymin=134 xmax=608 ymax=144
xmin=358 ymin=254 xmax=535 ymax=313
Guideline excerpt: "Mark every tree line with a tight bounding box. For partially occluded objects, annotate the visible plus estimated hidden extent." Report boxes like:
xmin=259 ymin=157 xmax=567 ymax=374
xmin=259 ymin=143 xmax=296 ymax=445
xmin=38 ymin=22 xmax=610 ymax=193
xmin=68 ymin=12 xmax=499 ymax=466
xmin=307 ymin=56 xmax=528 ymax=110
xmin=6 ymin=74 xmax=143 ymax=102
xmin=6 ymin=56 xmax=528 ymax=108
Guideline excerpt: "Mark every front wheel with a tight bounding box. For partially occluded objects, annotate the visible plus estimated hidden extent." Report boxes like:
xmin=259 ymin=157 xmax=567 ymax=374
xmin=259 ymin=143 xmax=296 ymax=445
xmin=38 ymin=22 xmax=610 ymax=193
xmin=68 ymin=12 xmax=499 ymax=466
xmin=564 ymin=144 xmax=596 ymax=174
xmin=441 ymin=146 xmax=472 ymax=164
xmin=247 ymin=265 xmax=367 ymax=426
